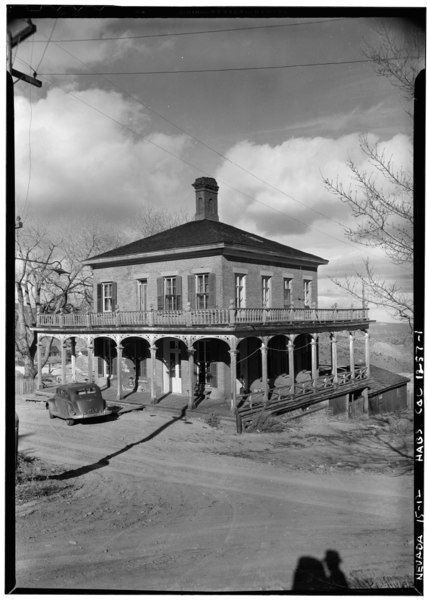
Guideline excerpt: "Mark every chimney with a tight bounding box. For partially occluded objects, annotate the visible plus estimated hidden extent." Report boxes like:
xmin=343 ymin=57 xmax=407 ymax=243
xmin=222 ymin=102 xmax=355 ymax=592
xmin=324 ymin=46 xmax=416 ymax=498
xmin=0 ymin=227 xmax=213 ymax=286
xmin=193 ymin=177 xmax=219 ymax=221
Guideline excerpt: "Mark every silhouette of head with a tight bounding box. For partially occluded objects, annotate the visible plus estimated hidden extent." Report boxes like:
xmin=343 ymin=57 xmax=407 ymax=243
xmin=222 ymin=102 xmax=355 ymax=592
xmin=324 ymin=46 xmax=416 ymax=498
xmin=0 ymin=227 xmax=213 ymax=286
xmin=324 ymin=550 xmax=341 ymax=569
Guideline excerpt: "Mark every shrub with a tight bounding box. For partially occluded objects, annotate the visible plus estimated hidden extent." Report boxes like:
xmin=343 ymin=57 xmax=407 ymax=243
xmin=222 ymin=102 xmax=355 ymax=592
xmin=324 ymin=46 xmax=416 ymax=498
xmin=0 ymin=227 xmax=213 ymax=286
xmin=245 ymin=411 xmax=285 ymax=433
xmin=205 ymin=412 xmax=220 ymax=428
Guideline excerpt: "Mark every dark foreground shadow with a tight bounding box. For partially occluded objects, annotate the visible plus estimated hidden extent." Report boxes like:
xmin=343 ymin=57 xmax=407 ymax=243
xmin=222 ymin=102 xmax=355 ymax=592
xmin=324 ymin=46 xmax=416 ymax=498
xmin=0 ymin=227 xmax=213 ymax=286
xmin=44 ymin=407 xmax=187 ymax=481
xmin=292 ymin=549 xmax=348 ymax=592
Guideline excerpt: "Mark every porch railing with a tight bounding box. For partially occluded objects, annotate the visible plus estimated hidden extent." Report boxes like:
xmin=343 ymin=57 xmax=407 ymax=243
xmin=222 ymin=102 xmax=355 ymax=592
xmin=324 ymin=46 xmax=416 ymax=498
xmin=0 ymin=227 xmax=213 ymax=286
xmin=239 ymin=365 xmax=369 ymax=408
xmin=37 ymin=307 xmax=369 ymax=329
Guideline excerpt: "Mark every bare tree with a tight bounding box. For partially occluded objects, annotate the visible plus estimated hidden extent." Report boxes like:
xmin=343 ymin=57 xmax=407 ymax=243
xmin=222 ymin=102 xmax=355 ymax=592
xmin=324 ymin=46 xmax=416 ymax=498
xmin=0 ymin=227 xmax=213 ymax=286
xmin=323 ymin=21 xmax=423 ymax=331
xmin=15 ymin=206 xmax=190 ymax=378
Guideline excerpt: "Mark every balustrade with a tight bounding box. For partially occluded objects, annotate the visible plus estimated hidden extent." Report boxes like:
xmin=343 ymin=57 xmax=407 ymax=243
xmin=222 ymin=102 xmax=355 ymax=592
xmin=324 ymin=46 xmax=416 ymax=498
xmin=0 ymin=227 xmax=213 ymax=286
xmin=36 ymin=306 xmax=368 ymax=329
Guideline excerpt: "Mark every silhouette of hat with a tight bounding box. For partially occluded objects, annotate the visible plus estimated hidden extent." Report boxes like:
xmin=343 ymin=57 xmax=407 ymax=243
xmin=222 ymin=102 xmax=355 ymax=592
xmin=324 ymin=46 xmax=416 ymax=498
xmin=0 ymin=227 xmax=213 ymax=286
xmin=324 ymin=550 xmax=341 ymax=566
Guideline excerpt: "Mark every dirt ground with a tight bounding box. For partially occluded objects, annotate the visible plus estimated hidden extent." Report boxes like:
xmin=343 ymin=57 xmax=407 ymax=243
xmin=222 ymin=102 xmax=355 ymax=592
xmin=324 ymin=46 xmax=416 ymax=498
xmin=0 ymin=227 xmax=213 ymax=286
xmin=14 ymin=395 xmax=414 ymax=592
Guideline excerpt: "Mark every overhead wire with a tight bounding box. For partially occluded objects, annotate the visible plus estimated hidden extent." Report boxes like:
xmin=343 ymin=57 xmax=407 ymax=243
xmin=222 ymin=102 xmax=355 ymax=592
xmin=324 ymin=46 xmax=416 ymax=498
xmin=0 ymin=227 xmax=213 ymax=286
xmin=38 ymin=37 xmax=364 ymax=249
xmin=40 ymin=57 xmax=379 ymax=76
xmin=40 ymin=73 xmax=359 ymax=250
xmin=24 ymin=18 xmax=352 ymax=43
xmin=35 ymin=17 xmax=58 ymax=73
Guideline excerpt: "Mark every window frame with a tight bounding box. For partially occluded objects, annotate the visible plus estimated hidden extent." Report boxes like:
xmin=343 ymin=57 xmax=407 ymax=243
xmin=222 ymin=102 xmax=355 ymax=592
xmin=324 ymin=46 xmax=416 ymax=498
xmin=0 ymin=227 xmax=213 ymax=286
xmin=102 ymin=282 xmax=113 ymax=313
xmin=303 ymin=279 xmax=312 ymax=307
xmin=195 ymin=273 xmax=209 ymax=309
xmin=137 ymin=279 xmax=148 ymax=312
xmin=283 ymin=277 xmax=293 ymax=307
xmin=261 ymin=275 xmax=271 ymax=308
xmin=235 ymin=274 xmax=246 ymax=308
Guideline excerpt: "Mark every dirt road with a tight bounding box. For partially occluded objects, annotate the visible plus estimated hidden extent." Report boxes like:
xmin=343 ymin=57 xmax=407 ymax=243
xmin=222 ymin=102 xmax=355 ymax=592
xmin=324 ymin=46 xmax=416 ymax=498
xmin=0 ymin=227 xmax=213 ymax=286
xmin=15 ymin=396 xmax=414 ymax=591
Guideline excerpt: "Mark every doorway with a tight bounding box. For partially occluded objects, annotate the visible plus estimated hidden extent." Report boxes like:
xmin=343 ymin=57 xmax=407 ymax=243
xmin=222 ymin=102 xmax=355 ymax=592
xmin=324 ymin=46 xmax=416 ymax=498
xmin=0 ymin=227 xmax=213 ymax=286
xmin=163 ymin=340 xmax=182 ymax=393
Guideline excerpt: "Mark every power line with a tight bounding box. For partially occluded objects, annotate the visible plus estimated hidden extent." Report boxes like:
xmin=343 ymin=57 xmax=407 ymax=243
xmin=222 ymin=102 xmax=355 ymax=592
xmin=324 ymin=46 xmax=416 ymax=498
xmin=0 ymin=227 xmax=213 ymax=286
xmin=35 ymin=17 xmax=57 ymax=72
xmin=40 ymin=73 xmax=361 ymax=251
xmin=45 ymin=38 xmax=356 ymax=233
xmin=24 ymin=18 xmax=351 ymax=43
xmin=41 ymin=57 xmax=378 ymax=76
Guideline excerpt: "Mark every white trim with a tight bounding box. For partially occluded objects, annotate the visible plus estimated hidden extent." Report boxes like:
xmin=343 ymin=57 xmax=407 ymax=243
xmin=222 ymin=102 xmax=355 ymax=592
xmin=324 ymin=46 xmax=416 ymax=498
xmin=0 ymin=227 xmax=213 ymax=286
xmin=260 ymin=270 xmax=273 ymax=277
xmin=303 ymin=275 xmax=313 ymax=280
xmin=191 ymin=267 xmax=213 ymax=274
xmin=232 ymin=267 xmax=249 ymax=274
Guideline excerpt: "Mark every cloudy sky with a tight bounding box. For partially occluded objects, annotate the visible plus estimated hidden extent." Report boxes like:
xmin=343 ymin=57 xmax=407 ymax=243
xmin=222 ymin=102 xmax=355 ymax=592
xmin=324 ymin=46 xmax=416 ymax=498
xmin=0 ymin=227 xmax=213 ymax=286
xmin=11 ymin=7 xmax=423 ymax=322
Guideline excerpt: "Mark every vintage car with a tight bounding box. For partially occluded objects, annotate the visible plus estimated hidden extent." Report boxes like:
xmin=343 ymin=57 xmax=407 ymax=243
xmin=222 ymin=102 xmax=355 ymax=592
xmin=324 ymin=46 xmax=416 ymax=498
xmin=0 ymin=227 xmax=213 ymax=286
xmin=46 ymin=383 xmax=112 ymax=426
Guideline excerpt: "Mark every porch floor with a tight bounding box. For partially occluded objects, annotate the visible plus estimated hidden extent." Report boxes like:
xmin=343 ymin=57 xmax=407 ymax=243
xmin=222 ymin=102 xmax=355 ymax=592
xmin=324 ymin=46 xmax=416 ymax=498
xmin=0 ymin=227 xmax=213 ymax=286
xmin=101 ymin=387 xmax=234 ymax=419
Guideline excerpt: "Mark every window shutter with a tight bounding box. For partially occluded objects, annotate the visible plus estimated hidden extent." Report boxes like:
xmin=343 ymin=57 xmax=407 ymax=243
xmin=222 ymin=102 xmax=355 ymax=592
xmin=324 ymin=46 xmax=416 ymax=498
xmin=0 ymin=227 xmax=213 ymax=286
xmin=97 ymin=284 xmax=102 ymax=313
xmin=188 ymin=275 xmax=196 ymax=309
xmin=176 ymin=276 xmax=182 ymax=309
xmin=207 ymin=273 xmax=216 ymax=308
xmin=112 ymin=282 xmax=118 ymax=310
xmin=157 ymin=277 xmax=164 ymax=310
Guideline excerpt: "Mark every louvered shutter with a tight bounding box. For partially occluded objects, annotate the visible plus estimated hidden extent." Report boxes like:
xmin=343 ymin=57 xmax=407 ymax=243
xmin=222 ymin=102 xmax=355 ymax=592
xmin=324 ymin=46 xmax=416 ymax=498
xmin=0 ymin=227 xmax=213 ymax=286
xmin=157 ymin=277 xmax=164 ymax=310
xmin=188 ymin=275 xmax=196 ymax=309
xmin=176 ymin=276 xmax=182 ymax=309
xmin=207 ymin=273 xmax=216 ymax=308
xmin=97 ymin=284 xmax=103 ymax=313
xmin=112 ymin=282 xmax=118 ymax=311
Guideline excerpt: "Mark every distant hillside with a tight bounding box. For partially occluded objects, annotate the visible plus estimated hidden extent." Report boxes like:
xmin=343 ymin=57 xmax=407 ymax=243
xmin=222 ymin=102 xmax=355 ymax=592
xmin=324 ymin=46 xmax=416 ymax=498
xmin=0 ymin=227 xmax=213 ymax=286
xmin=317 ymin=322 xmax=413 ymax=375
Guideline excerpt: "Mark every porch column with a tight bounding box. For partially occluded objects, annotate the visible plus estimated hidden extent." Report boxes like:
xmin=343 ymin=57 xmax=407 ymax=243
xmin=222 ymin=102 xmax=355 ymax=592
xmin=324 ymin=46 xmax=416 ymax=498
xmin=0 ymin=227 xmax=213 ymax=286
xmin=229 ymin=349 xmax=238 ymax=412
xmin=349 ymin=332 xmax=355 ymax=379
xmin=287 ymin=337 xmax=295 ymax=394
xmin=187 ymin=346 xmax=195 ymax=410
xmin=116 ymin=344 xmax=123 ymax=401
xmin=70 ymin=337 xmax=77 ymax=382
xmin=310 ymin=334 xmax=318 ymax=388
xmin=149 ymin=344 xmax=157 ymax=404
xmin=331 ymin=333 xmax=338 ymax=384
xmin=61 ymin=339 xmax=67 ymax=384
xmin=87 ymin=339 xmax=94 ymax=383
xmin=364 ymin=330 xmax=370 ymax=377
xmin=261 ymin=341 xmax=269 ymax=403
xmin=36 ymin=336 xmax=43 ymax=390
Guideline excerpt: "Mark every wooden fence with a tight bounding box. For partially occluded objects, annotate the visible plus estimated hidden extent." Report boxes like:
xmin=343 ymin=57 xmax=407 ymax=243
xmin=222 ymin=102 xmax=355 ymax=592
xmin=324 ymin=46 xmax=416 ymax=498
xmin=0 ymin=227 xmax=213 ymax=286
xmin=15 ymin=377 xmax=36 ymax=395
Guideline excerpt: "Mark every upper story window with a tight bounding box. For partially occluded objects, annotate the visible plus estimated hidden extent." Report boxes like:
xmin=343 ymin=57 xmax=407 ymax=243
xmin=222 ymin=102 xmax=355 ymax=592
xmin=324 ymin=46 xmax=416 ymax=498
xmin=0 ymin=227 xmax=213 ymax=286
xmin=138 ymin=279 xmax=147 ymax=311
xmin=97 ymin=282 xmax=117 ymax=313
xmin=196 ymin=273 xmax=209 ymax=309
xmin=283 ymin=278 xmax=293 ymax=307
xmin=102 ymin=282 xmax=113 ymax=312
xmin=235 ymin=274 xmax=246 ymax=308
xmin=304 ymin=279 xmax=312 ymax=308
xmin=261 ymin=276 xmax=271 ymax=308
xmin=157 ymin=276 xmax=182 ymax=310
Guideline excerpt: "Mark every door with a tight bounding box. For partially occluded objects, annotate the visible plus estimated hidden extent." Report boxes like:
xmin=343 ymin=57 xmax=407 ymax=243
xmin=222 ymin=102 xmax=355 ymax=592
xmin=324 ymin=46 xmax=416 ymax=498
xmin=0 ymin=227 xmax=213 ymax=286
xmin=163 ymin=340 xmax=182 ymax=393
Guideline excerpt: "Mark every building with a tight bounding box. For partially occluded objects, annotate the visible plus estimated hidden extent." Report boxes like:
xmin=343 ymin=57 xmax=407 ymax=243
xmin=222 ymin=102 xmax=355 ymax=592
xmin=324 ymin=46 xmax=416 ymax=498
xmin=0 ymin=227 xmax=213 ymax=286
xmin=33 ymin=177 xmax=372 ymax=412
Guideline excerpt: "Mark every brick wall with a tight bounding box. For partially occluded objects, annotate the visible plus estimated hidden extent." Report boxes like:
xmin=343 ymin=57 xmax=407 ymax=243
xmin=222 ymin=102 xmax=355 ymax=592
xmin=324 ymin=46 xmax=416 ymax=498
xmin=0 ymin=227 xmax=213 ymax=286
xmin=92 ymin=254 xmax=318 ymax=311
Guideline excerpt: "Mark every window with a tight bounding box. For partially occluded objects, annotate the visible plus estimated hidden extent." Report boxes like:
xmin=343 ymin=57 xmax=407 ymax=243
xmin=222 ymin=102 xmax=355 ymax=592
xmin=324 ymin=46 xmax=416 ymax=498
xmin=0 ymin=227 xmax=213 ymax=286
xmin=261 ymin=276 xmax=271 ymax=308
xmin=157 ymin=276 xmax=182 ymax=310
xmin=235 ymin=274 xmax=246 ymax=308
xmin=196 ymin=274 xmax=209 ymax=309
xmin=284 ymin=278 xmax=293 ymax=307
xmin=102 ymin=282 xmax=113 ymax=312
xmin=138 ymin=279 xmax=148 ymax=311
xmin=164 ymin=277 xmax=177 ymax=310
xmin=304 ymin=279 xmax=312 ymax=307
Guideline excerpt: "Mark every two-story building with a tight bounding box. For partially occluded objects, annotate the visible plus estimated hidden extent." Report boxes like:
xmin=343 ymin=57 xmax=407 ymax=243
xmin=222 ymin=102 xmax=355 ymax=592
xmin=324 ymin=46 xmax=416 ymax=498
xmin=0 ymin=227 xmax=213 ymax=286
xmin=34 ymin=177 xmax=372 ymax=412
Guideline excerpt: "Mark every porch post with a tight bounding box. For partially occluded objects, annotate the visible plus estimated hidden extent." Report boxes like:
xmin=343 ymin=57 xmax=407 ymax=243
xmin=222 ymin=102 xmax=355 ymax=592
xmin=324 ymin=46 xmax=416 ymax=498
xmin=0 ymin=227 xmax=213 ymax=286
xmin=364 ymin=330 xmax=370 ymax=377
xmin=261 ymin=341 xmax=268 ymax=403
xmin=229 ymin=349 xmax=238 ymax=412
xmin=87 ymin=338 xmax=94 ymax=383
xmin=187 ymin=346 xmax=195 ymax=410
xmin=150 ymin=344 xmax=157 ymax=404
xmin=61 ymin=338 xmax=67 ymax=384
xmin=70 ymin=337 xmax=77 ymax=382
xmin=287 ymin=337 xmax=295 ymax=394
xmin=349 ymin=332 xmax=355 ymax=379
xmin=36 ymin=336 xmax=43 ymax=390
xmin=116 ymin=344 xmax=123 ymax=401
xmin=310 ymin=334 xmax=318 ymax=388
xmin=331 ymin=333 xmax=338 ymax=384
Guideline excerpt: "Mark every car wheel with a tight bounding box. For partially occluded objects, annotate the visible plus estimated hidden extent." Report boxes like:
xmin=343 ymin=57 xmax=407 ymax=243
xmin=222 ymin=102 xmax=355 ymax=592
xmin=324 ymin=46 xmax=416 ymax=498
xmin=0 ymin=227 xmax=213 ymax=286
xmin=66 ymin=419 xmax=75 ymax=426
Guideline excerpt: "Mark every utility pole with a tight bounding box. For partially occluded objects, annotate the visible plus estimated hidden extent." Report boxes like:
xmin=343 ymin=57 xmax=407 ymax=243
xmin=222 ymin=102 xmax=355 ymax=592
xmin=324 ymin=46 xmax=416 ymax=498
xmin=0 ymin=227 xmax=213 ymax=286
xmin=7 ymin=18 xmax=42 ymax=230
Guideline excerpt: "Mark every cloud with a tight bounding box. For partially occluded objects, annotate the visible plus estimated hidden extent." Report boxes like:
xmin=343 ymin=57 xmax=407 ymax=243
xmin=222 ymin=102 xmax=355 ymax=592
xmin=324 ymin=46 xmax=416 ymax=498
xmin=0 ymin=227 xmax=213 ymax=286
xmin=14 ymin=85 xmax=193 ymax=219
